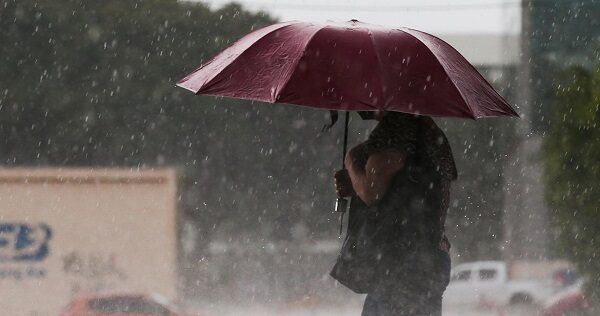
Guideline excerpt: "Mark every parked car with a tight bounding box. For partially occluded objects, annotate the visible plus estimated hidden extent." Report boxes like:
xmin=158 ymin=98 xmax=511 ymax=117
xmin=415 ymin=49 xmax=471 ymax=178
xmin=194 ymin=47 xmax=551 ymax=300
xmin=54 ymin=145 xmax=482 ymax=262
xmin=543 ymin=279 xmax=591 ymax=316
xmin=61 ymin=293 xmax=198 ymax=316
xmin=443 ymin=261 xmax=559 ymax=308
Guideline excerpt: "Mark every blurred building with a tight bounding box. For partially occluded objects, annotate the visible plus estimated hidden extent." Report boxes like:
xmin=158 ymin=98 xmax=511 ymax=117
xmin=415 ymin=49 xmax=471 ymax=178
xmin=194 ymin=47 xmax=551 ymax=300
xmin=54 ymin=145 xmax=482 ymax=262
xmin=0 ymin=168 xmax=178 ymax=316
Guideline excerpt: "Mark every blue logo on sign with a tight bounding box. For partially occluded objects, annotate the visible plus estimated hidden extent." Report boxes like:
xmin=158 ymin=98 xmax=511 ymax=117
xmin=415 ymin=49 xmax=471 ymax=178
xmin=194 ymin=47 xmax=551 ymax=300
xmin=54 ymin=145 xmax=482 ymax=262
xmin=0 ymin=223 xmax=52 ymax=262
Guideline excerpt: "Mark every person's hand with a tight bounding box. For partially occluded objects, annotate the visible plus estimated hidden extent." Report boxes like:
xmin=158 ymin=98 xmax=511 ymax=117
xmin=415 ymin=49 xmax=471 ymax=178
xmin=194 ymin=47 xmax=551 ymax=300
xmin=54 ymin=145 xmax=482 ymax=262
xmin=334 ymin=169 xmax=355 ymax=198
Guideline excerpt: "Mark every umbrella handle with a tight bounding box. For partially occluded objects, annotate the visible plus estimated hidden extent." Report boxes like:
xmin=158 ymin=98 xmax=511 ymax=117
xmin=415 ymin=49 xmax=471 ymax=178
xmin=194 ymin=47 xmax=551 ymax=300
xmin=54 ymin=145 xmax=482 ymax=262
xmin=336 ymin=197 xmax=349 ymax=213
xmin=336 ymin=198 xmax=348 ymax=235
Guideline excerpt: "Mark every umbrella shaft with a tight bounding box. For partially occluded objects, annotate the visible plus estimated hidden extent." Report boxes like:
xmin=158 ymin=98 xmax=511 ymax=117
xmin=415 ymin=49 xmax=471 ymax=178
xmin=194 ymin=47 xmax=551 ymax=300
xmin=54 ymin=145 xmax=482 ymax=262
xmin=341 ymin=111 xmax=349 ymax=169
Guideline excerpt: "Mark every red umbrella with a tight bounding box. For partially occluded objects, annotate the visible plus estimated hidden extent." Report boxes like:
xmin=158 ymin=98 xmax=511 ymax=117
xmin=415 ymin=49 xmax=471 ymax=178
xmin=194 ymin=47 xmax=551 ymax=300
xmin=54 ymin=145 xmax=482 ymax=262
xmin=177 ymin=20 xmax=518 ymax=119
xmin=176 ymin=20 xmax=518 ymax=213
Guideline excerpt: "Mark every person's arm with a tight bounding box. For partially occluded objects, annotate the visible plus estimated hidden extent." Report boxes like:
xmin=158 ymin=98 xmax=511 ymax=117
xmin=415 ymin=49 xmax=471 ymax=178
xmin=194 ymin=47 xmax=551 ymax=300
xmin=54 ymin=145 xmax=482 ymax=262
xmin=345 ymin=147 xmax=406 ymax=206
xmin=333 ymin=143 xmax=368 ymax=198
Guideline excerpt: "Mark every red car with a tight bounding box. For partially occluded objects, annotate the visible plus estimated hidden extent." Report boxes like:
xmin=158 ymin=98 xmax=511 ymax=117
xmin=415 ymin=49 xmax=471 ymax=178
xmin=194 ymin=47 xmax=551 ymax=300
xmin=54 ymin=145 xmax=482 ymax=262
xmin=542 ymin=280 xmax=591 ymax=316
xmin=61 ymin=293 xmax=198 ymax=316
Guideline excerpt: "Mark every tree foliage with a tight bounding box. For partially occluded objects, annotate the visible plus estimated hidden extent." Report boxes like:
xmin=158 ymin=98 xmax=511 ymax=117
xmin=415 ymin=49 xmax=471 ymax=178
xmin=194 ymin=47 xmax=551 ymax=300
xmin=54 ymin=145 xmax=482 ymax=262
xmin=0 ymin=0 xmax=274 ymax=165
xmin=543 ymin=59 xmax=600 ymax=299
xmin=530 ymin=0 xmax=600 ymax=132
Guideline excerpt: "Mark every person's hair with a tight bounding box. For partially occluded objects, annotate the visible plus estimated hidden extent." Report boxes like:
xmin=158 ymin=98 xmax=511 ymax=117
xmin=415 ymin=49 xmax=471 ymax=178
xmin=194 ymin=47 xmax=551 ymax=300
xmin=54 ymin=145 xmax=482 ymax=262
xmin=364 ymin=112 xmax=420 ymax=153
xmin=380 ymin=111 xmax=419 ymax=124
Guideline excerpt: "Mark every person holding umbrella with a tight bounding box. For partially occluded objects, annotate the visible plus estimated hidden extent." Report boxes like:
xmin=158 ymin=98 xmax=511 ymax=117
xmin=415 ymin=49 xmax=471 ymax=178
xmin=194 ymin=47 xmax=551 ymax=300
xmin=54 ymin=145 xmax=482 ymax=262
xmin=334 ymin=110 xmax=456 ymax=316
xmin=177 ymin=19 xmax=517 ymax=316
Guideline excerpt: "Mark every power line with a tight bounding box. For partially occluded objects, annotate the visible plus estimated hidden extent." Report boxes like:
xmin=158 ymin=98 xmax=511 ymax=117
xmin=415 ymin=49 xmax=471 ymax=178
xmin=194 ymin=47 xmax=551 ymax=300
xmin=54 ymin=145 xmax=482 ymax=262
xmin=202 ymin=0 xmax=525 ymax=12
xmin=201 ymin=0 xmax=597 ymax=12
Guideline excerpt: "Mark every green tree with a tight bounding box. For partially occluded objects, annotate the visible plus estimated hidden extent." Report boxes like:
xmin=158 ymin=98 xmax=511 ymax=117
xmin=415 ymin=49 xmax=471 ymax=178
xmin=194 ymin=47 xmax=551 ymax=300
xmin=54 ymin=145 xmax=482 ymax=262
xmin=543 ymin=58 xmax=600 ymax=300
xmin=530 ymin=0 xmax=600 ymax=132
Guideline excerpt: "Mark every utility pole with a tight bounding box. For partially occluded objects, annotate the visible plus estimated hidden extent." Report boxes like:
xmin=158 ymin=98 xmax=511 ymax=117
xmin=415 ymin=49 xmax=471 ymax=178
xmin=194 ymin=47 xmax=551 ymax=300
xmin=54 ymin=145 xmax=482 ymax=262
xmin=502 ymin=0 xmax=548 ymax=261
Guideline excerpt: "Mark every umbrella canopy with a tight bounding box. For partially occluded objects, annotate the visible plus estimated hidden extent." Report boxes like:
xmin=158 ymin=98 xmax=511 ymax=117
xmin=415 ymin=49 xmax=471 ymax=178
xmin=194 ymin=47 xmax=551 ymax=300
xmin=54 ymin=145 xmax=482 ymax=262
xmin=177 ymin=20 xmax=518 ymax=119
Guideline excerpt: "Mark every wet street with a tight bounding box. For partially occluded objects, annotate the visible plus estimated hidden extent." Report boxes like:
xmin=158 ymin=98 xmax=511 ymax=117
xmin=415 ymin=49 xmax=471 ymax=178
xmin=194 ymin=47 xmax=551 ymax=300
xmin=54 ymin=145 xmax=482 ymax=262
xmin=190 ymin=301 xmax=542 ymax=316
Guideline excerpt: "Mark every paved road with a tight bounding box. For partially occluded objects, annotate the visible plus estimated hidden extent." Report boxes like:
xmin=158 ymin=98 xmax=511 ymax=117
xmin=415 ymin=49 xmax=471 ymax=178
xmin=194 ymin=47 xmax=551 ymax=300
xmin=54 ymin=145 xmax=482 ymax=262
xmin=191 ymin=302 xmax=542 ymax=316
xmin=445 ymin=305 xmax=542 ymax=316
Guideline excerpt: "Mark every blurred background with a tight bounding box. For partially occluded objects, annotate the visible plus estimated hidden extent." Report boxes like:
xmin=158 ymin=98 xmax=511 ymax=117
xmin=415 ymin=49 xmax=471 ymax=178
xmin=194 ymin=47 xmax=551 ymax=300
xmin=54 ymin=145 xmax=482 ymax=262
xmin=1 ymin=0 xmax=599 ymax=315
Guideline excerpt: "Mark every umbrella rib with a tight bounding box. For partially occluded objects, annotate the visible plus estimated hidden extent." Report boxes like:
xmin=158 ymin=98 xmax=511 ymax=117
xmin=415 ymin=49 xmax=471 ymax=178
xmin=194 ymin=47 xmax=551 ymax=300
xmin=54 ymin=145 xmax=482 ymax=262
xmin=400 ymin=28 xmax=477 ymax=119
xmin=273 ymin=26 xmax=324 ymax=103
xmin=417 ymin=30 xmax=518 ymax=118
xmin=366 ymin=29 xmax=387 ymax=110
xmin=406 ymin=28 xmax=517 ymax=118
xmin=177 ymin=22 xmax=297 ymax=94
